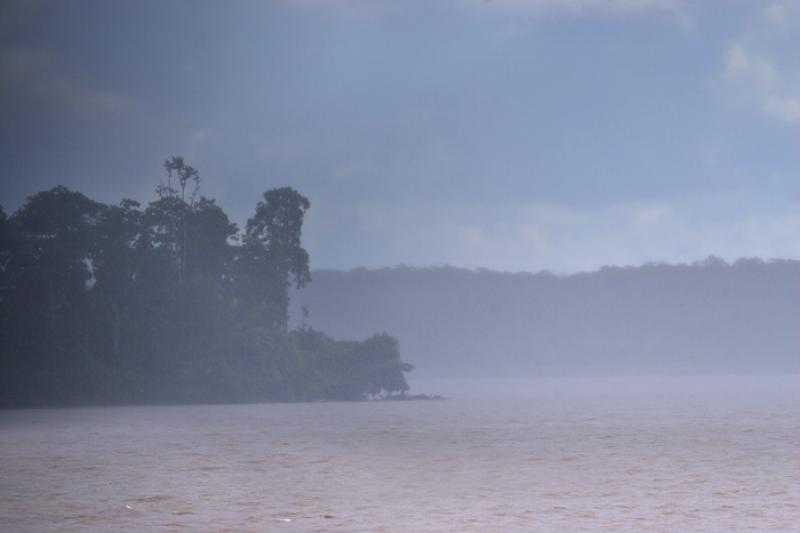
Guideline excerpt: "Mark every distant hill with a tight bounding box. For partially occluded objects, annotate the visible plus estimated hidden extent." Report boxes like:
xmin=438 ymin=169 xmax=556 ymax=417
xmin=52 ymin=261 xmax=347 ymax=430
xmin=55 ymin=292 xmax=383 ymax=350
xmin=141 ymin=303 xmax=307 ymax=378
xmin=291 ymin=258 xmax=800 ymax=377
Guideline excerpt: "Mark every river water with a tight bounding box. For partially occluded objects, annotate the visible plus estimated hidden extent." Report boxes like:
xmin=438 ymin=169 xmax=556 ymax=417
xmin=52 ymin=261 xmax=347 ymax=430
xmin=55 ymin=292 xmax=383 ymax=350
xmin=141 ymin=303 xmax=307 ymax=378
xmin=1 ymin=375 xmax=798 ymax=532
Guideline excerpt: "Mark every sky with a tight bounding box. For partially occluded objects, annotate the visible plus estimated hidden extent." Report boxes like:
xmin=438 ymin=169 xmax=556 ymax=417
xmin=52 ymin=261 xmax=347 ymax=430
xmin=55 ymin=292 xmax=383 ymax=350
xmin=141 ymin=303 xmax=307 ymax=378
xmin=1 ymin=0 xmax=798 ymax=273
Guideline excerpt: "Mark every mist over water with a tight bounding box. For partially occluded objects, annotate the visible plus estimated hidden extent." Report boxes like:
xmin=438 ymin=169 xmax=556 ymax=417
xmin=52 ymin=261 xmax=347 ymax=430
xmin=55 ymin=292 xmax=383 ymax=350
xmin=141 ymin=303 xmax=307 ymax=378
xmin=291 ymin=262 xmax=800 ymax=378
xmin=408 ymin=374 xmax=800 ymax=401
xmin=2 ymin=375 xmax=798 ymax=532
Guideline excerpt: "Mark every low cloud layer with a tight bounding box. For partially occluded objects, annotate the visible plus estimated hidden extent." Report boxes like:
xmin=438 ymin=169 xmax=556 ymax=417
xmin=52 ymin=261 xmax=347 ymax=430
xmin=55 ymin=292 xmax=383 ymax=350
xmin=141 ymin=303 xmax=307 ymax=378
xmin=304 ymin=194 xmax=799 ymax=273
xmin=0 ymin=1 xmax=797 ymax=273
xmin=0 ymin=48 xmax=128 ymax=123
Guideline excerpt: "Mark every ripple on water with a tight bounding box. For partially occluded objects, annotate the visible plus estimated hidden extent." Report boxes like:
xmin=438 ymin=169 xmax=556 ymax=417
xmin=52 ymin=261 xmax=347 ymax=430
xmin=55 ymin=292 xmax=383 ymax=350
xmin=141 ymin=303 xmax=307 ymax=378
xmin=1 ymin=376 xmax=799 ymax=532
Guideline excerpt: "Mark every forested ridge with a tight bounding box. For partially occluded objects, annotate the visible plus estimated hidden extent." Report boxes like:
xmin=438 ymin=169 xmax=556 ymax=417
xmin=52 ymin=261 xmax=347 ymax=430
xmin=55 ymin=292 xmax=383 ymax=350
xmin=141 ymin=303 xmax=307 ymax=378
xmin=0 ymin=158 xmax=412 ymax=407
xmin=293 ymin=260 xmax=800 ymax=377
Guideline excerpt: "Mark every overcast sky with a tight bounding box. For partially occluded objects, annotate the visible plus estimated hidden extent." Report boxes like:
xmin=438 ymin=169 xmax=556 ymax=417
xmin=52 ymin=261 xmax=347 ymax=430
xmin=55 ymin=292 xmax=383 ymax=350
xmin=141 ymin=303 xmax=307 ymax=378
xmin=1 ymin=0 xmax=798 ymax=273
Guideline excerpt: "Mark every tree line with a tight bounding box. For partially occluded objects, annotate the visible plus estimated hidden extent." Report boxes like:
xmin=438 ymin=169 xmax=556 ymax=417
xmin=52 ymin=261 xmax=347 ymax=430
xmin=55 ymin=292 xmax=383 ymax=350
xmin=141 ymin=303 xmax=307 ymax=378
xmin=292 ymin=259 xmax=799 ymax=377
xmin=0 ymin=157 xmax=412 ymax=407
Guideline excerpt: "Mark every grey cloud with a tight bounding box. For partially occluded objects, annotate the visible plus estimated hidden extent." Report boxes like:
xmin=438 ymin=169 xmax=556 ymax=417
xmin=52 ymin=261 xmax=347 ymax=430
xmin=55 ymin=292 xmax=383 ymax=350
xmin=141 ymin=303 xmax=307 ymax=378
xmin=301 ymin=196 xmax=800 ymax=273
xmin=721 ymin=2 xmax=800 ymax=124
xmin=0 ymin=48 xmax=129 ymax=124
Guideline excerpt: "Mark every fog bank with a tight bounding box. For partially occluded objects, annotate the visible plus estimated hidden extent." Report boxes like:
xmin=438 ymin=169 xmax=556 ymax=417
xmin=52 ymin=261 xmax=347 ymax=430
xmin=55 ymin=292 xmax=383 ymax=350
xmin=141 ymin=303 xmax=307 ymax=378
xmin=292 ymin=258 xmax=800 ymax=377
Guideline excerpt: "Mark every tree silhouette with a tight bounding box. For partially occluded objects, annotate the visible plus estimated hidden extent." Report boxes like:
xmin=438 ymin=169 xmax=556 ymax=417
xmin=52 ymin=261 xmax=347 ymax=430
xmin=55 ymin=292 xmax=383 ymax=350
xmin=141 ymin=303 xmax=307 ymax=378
xmin=0 ymin=161 xmax=413 ymax=407
xmin=237 ymin=187 xmax=311 ymax=331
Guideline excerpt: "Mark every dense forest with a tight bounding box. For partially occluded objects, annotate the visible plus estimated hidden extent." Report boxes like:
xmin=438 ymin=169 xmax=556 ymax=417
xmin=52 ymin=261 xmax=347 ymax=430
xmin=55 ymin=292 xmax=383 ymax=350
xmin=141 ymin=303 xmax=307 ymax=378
xmin=292 ymin=260 xmax=800 ymax=377
xmin=0 ymin=158 xmax=412 ymax=407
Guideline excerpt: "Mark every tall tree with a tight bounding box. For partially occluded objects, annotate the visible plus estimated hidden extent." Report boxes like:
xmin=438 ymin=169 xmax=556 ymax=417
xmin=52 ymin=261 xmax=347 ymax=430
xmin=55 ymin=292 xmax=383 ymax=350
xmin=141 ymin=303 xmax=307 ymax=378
xmin=0 ymin=204 xmax=15 ymax=291
xmin=90 ymin=199 xmax=147 ymax=360
xmin=149 ymin=156 xmax=201 ymax=283
xmin=184 ymin=196 xmax=238 ymax=281
xmin=3 ymin=187 xmax=102 ymax=403
xmin=10 ymin=186 xmax=101 ymax=339
xmin=237 ymin=187 xmax=311 ymax=330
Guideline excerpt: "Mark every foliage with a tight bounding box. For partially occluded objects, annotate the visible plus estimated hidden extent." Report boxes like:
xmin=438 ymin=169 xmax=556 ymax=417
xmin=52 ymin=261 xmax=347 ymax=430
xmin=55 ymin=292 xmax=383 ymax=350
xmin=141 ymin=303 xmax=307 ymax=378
xmin=237 ymin=187 xmax=311 ymax=330
xmin=0 ymin=159 xmax=411 ymax=407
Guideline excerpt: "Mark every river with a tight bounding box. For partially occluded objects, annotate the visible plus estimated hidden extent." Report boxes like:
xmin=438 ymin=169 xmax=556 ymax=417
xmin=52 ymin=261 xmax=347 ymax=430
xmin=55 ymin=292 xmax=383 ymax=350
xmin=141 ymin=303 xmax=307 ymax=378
xmin=1 ymin=375 xmax=798 ymax=531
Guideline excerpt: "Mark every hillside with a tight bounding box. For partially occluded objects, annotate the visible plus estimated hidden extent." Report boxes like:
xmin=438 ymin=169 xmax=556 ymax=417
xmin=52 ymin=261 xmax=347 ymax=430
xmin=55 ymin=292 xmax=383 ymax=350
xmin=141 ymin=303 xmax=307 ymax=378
xmin=291 ymin=258 xmax=800 ymax=377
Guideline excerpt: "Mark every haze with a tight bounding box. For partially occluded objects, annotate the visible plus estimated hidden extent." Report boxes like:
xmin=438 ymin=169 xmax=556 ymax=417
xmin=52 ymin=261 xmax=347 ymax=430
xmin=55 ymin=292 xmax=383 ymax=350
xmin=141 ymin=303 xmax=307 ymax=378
xmin=1 ymin=1 xmax=798 ymax=532
xmin=2 ymin=0 xmax=798 ymax=273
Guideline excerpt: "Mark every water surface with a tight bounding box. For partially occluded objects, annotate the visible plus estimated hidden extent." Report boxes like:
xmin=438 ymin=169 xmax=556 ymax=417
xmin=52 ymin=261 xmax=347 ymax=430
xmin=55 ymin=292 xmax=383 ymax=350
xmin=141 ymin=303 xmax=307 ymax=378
xmin=1 ymin=375 xmax=798 ymax=531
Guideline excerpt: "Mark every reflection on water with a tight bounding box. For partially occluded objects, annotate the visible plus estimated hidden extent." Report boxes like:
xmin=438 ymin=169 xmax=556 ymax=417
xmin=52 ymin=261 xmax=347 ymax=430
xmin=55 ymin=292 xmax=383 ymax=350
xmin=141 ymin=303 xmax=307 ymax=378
xmin=1 ymin=375 xmax=798 ymax=532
